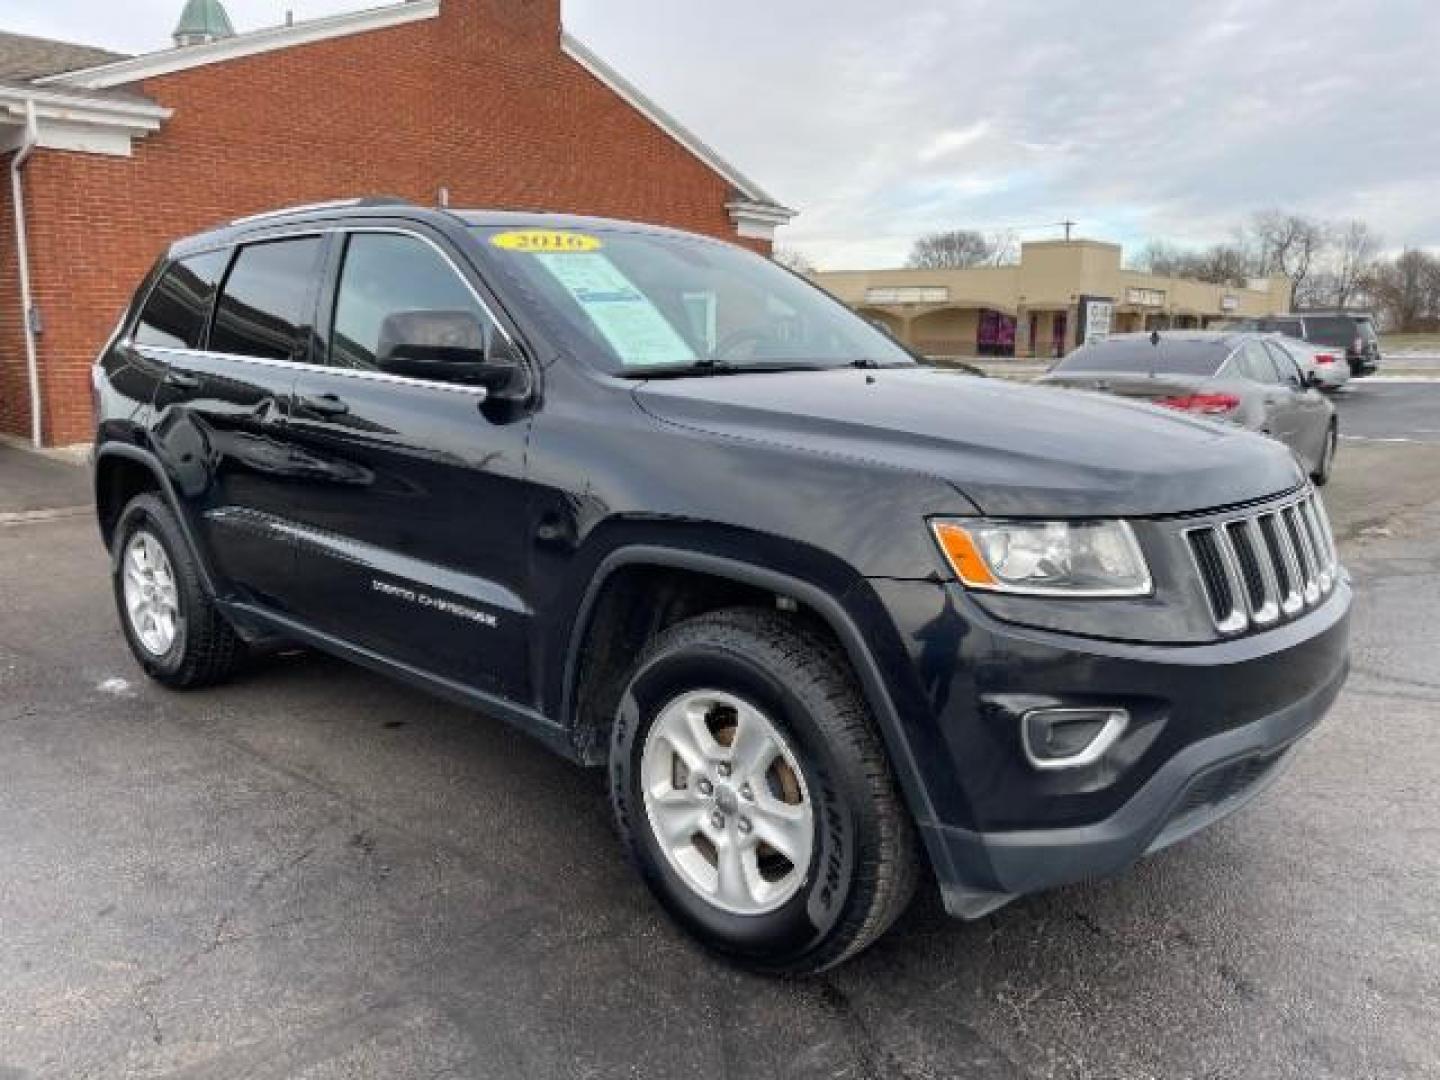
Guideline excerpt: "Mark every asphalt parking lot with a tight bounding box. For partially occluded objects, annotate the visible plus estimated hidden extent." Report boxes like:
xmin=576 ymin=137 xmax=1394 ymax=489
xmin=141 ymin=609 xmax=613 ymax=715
xmin=1338 ymin=379 xmax=1440 ymax=444
xmin=1 ymin=383 xmax=1437 ymax=1079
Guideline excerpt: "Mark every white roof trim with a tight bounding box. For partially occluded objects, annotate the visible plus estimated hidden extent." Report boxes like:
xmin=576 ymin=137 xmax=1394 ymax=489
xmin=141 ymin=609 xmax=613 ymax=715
xmin=561 ymin=30 xmax=794 ymax=218
xmin=36 ymin=0 xmax=440 ymax=90
xmin=0 ymin=85 xmax=170 ymax=125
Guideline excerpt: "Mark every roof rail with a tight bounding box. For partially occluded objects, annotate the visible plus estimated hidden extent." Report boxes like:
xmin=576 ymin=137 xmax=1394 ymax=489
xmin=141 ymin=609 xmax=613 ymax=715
xmin=228 ymin=196 xmax=412 ymax=226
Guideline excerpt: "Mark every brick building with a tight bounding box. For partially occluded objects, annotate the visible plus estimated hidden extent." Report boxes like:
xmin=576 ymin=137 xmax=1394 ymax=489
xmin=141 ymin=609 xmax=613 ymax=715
xmin=0 ymin=0 xmax=793 ymax=447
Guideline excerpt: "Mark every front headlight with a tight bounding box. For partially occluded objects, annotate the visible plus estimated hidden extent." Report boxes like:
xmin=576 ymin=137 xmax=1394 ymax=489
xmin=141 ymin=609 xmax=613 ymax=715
xmin=930 ymin=518 xmax=1152 ymax=597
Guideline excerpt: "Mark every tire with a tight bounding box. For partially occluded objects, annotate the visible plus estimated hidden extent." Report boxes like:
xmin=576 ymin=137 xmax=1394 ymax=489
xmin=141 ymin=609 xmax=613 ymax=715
xmin=609 ymin=608 xmax=919 ymax=975
xmin=112 ymin=492 xmax=245 ymax=688
xmin=1311 ymin=422 xmax=1337 ymax=486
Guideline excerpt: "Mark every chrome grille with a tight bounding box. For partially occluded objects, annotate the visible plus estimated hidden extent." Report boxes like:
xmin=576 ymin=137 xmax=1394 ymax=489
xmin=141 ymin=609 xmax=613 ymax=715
xmin=1184 ymin=490 xmax=1340 ymax=635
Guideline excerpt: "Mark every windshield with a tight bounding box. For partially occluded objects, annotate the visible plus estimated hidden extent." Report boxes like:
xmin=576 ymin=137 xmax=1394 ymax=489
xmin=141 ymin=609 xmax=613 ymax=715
xmin=1052 ymin=337 xmax=1229 ymax=376
xmin=471 ymin=225 xmax=916 ymax=375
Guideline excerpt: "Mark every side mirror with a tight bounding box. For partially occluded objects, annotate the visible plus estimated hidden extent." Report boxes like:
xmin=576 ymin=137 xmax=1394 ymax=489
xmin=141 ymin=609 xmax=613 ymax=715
xmin=376 ymin=310 xmax=519 ymax=390
xmin=1302 ymin=370 xmax=1323 ymax=390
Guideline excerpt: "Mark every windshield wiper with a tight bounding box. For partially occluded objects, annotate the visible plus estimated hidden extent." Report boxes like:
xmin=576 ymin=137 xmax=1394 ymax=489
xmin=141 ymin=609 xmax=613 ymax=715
xmin=850 ymin=358 xmax=913 ymax=369
xmin=620 ymin=360 xmax=836 ymax=379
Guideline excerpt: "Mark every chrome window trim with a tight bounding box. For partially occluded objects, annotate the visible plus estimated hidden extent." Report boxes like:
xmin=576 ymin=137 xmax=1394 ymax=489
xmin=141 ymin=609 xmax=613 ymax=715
xmin=133 ymin=223 xmax=528 ymax=400
xmin=131 ymin=344 xmax=493 ymax=398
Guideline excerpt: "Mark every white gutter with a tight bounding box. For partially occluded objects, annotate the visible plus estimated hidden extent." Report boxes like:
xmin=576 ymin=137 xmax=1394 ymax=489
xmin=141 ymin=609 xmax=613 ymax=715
xmin=10 ymin=97 xmax=41 ymax=448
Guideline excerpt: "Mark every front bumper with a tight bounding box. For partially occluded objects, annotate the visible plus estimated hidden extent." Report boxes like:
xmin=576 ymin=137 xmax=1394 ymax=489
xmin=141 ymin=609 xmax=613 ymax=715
xmin=924 ymin=657 xmax=1344 ymax=916
xmin=858 ymin=576 xmax=1351 ymax=919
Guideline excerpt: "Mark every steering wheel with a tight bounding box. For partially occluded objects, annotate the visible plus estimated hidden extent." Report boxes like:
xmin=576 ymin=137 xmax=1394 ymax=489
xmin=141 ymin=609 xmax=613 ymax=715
xmin=712 ymin=327 xmax=774 ymax=360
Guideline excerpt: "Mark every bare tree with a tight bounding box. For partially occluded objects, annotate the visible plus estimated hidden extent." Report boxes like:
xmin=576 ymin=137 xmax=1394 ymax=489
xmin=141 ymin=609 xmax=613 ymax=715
xmin=1328 ymin=220 xmax=1380 ymax=309
xmin=1129 ymin=240 xmax=1253 ymax=286
xmin=772 ymin=246 xmax=818 ymax=276
xmin=1250 ymin=210 xmax=1328 ymax=309
xmin=906 ymin=229 xmax=993 ymax=269
xmin=1192 ymin=244 xmax=1253 ymax=288
xmin=1128 ymin=240 xmax=1188 ymax=276
xmin=1365 ymin=249 xmax=1440 ymax=331
xmin=985 ymin=229 xmax=1019 ymax=267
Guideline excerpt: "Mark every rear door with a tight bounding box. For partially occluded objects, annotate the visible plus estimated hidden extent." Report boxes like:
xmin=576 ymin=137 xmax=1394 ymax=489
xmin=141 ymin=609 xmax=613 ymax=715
xmin=145 ymin=236 xmax=325 ymax=608
xmin=280 ymin=227 xmax=536 ymax=702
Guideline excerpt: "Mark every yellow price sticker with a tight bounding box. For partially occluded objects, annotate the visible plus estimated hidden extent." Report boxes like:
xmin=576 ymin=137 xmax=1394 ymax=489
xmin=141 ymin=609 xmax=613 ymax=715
xmin=491 ymin=230 xmax=603 ymax=254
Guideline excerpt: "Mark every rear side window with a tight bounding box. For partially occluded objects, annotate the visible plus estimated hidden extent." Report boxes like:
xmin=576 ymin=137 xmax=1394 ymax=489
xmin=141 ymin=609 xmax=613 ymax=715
xmin=1303 ymin=316 xmax=1367 ymax=347
xmin=1262 ymin=318 xmax=1304 ymax=337
xmin=1053 ymin=338 xmax=1228 ymax=376
xmin=210 ymin=237 xmax=323 ymax=361
xmin=329 ymin=232 xmax=494 ymax=371
xmin=134 ymin=251 xmax=229 ymax=350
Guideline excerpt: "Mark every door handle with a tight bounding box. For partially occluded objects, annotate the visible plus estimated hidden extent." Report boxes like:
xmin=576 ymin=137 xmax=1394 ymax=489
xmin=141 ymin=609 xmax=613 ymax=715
xmin=299 ymin=393 xmax=350 ymax=417
xmin=163 ymin=370 xmax=201 ymax=390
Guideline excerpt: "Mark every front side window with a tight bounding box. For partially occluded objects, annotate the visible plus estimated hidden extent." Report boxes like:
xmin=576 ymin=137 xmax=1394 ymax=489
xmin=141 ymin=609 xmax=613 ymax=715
xmin=210 ymin=237 xmax=323 ymax=361
xmin=471 ymin=224 xmax=915 ymax=374
xmin=1264 ymin=341 xmax=1302 ymax=385
xmin=329 ymin=233 xmax=495 ymax=371
xmin=134 ymin=250 xmax=229 ymax=350
xmin=1242 ymin=341 xmax=1282 ymax=383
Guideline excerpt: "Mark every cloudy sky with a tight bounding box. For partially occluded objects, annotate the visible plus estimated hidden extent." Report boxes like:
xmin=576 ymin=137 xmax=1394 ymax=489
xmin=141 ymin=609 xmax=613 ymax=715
xmin=3 ymin=0 xmax=1437 ymax=269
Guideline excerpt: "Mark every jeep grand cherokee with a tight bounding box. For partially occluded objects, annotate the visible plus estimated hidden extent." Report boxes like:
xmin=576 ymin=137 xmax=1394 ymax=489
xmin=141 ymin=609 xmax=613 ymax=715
xmin=93 ymin=200 xmax=1351 ymax=974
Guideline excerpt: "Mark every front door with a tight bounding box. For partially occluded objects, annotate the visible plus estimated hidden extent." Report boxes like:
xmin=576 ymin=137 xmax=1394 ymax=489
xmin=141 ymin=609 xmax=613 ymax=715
xmin=145 ymin=236 xmax=325 ymax=609
xmin=1263 ymin=341 xmax=1331 ymax=467
xmin=281 ymin=229 xmax=535 ymax=702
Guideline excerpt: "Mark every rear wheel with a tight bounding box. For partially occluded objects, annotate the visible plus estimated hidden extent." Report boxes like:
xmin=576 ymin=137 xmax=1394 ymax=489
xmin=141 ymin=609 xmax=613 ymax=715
xmin=112 ymin=493 xmax=245 ymax=688
xmin=609 ymin=608 xmax=918 ymax=974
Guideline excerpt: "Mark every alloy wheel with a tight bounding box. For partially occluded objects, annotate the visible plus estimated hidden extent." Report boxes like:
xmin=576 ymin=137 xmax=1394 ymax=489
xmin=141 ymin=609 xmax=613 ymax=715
xmin=123 ymin=530 xmax=180 ymax=656
xmin=640 ymin=689 xmax=815 ymax=916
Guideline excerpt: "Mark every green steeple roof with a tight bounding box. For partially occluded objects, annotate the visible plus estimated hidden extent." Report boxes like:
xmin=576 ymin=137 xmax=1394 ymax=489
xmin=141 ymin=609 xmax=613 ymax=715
xmin=173 ymin=0 xmax=235 ymax=45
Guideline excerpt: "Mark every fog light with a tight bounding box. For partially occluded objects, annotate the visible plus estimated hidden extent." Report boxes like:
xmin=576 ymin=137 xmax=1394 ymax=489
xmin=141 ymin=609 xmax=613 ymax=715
xmin=1021 ymin=708 xmax=1128 ymax=771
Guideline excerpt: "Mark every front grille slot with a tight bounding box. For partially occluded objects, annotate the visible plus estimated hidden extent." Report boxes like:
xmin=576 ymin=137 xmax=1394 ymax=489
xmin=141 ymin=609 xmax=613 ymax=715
xmin=1188 ymin=528 xmax=1234 ymax=626
xmin=1184 ymin=489 xmax=1339 ymax=636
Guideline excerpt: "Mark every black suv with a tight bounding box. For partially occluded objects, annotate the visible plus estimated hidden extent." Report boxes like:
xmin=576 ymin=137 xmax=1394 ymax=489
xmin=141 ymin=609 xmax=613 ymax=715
xmin=1229 ymin=312 xmax=1382 ymax=377
xmin=93 ymin=201 xmax=1351 ymax=973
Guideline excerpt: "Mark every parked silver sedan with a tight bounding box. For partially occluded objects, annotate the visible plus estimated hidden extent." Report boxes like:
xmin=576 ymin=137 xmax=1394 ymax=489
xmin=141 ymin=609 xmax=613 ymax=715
xmin=1041 ymin=331 xmax=1339 ymax=484
xmin=1267 ymin=333 xmax=1351 ymax=391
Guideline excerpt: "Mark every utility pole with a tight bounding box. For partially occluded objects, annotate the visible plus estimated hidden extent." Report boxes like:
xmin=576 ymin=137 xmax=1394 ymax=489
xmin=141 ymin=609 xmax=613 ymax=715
xmin=1060 ymin=219 xmax=1075 ymax=242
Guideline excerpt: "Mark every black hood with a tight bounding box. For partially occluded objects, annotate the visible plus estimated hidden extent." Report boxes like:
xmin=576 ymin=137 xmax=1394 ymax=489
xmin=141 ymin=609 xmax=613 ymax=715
xmin=633 ymin=367 xmax=1303 ymax=517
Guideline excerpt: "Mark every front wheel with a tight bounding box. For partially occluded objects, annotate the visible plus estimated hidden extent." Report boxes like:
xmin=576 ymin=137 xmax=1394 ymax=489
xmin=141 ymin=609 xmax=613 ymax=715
xmin=609 ymin=609 xmax=919 ymax=975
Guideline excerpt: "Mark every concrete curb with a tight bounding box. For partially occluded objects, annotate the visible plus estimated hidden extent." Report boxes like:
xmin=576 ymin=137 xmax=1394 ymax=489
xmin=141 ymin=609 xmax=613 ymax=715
xmin=0 ymin=506 xmax=93 ymax=528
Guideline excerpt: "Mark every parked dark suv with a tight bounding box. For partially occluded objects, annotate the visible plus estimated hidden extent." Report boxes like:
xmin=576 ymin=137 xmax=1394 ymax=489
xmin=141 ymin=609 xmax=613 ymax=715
xmin=1228 ymin=312 xmax=1382 ymax=377
xmin=93 ymin=200 xmax=1351 ymax=973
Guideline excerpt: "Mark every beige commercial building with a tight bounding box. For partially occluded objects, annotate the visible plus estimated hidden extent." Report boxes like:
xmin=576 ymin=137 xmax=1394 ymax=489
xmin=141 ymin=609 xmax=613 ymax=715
xmin=816 ymin=239 xmax=1291 ymax=359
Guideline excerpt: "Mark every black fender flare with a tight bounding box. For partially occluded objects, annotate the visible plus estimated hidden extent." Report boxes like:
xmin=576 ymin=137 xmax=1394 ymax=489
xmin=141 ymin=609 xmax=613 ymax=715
xmin=561 ymin=545 xmax=939 ymax=832
xmin=93 ymin=442 xmax=219 ymax=598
